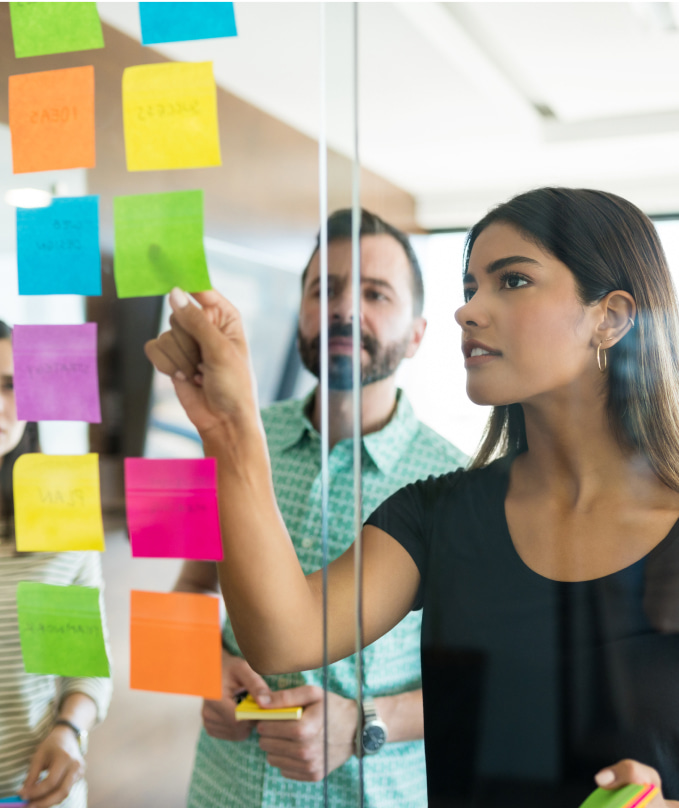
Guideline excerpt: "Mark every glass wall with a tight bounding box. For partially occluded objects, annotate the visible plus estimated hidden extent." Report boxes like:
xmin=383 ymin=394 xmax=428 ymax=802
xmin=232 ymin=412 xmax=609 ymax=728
xmin=3 ymin=3 xmax=679 ymax=808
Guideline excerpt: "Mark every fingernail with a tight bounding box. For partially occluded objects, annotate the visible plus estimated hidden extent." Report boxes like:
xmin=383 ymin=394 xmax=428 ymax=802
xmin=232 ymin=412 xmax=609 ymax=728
xmin=174 ymin=370 xmax=187 ymax=382
xmin=257 ymin=693 xmax=271 ymax=706
xmin=170 ymin=288 xmax=190 ymax=310
xmin=595 ymin=769 xmax=615 ymax=786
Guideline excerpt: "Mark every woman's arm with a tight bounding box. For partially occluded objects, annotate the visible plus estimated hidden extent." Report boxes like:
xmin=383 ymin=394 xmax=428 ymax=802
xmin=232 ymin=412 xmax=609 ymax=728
xmin=145 ymin=289 xmax=419 ymax=673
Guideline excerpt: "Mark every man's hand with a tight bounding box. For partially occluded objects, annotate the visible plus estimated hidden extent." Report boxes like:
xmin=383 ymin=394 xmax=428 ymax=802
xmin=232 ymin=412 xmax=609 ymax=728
xmin=202 ymin=648 xmax=272 ymax=742
xmin=595 ymin=760 xmax=679 ymax=807
xmin=257 ymin=686 xmax=358 ymax=782
xmin=144 ymin=288 xmax=260 ymax=439
xmin=19 ymin=725 xmax=85 ymax=808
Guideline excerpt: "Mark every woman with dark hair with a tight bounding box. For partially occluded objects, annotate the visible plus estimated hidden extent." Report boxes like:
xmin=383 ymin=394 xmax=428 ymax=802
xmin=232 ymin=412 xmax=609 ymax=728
xmin=146 ymin=188 xmax=679 ymax=807
xmin=0 ymin=321 xmax=112 ymax=807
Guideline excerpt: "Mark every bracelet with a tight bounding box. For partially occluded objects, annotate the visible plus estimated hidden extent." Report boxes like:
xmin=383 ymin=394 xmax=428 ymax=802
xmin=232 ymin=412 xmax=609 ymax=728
xmin=54 ymin=719 xmax=88 ymax=754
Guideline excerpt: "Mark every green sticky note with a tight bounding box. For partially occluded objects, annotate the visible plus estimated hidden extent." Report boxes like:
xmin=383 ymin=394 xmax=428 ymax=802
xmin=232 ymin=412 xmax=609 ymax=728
xmin=578 ymin=784 xmax=657 ymax=808
xmin=113 ymin=190 xmax=211 ymax=298
xmin=17 ymin=582 xmax=110 ymax=677
xmin=10 ymin=2 xmax=104 ymax=58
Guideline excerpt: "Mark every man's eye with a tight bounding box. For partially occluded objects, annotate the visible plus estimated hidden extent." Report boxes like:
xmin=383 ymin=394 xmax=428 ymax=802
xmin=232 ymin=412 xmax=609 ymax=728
xmin=365 ymin=289 xmax=386 ymax=301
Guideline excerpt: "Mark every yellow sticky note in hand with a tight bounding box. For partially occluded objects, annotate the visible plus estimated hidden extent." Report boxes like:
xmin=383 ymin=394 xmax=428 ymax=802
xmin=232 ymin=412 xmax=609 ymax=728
xmin=13 ymin=454 xmax=105 ymax=552
xmin=122 ymin=61 xmax=222 ymax=171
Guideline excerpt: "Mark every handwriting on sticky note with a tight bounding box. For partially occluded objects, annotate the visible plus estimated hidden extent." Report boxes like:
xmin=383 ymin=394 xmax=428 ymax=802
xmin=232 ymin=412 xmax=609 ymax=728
xmin=125 ymin=458 xmax=223 ymax=560
xmin=10 ymin=2 xmax=104 ymax=58
xmin=139 ymin=2 xmax=237 ymax=45
xmin=130 ymin=590 xmax=221 ymax=698
xmin=17 ymin=197 xmax=101 ymax=296
xmin=13 ymin=454 xmax=105 ymax=552
xmin=13 ymin=324 xmax=101 ymax=422
xmin=17 ymin=582 xmax=109 ymax=677
xmin=122 ymin=61 xmax=221 ymax=171
xmin=113 ymin=190 xmax=211 ymax=298
xmin=9 ymin=66 xmax=96 ymax=174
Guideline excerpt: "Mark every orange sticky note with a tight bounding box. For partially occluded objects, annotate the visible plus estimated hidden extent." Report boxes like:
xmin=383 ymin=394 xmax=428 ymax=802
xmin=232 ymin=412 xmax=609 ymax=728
xmin=9 ymin=66 xmax=95 ymax=174
xmin=130 ymin=590 xmax=221 ymax=698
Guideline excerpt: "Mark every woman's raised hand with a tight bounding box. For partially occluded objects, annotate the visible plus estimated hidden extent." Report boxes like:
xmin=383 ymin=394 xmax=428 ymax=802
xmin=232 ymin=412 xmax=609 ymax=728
xmin=594 ymin=760 xmax=678 ymax=807
xmin=145 ymin=288 xmax=260 ymax=440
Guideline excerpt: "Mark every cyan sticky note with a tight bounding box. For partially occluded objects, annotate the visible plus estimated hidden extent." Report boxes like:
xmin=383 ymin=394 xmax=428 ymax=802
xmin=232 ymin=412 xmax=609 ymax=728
xmin=17 ymin=582 xmax=109 ymax=677
xmin=17 ymin=196 xmax=101 ymax=296
xmin=13 ymin=324 xmax=101 ymax=423
xmin=139 ymin=2 xmax=237 ymax=45
xmin=113 ymin=190 xmax=211 ymax=298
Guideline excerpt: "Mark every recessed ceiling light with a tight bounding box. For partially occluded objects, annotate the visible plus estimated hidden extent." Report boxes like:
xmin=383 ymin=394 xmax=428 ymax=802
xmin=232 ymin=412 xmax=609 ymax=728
xmin=4 ymin=188 xmax=53 ymax=209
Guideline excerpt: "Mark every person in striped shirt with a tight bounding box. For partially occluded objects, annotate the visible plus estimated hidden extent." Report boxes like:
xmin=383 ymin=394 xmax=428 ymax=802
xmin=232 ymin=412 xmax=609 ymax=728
xmin=0 ymin=321 xmax=112 ymax=807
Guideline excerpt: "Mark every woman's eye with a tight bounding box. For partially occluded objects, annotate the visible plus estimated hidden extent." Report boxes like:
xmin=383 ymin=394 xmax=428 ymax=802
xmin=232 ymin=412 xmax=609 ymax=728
xmin=501 ymin=273 xmax=529 ymax=290
xmin=463 ymin=287 xmax=476 ymax=303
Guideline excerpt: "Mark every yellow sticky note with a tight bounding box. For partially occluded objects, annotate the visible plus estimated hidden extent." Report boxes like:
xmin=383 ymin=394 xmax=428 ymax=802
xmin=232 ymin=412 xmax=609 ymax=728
xmin=14 ymin=454 xmax=105 ymax=552
xmin=122 ymin=61 xmax=221 ymax=171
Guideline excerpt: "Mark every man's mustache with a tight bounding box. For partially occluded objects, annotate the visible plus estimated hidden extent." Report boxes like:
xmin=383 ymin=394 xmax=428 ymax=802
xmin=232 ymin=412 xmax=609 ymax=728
xmin=308 ymin=323 xmax=378 ymax=353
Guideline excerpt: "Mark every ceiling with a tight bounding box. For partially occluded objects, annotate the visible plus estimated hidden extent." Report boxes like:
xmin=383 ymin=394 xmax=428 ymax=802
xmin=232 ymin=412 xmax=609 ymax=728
xmin=80 ymin=2 xmax=679 ymax=227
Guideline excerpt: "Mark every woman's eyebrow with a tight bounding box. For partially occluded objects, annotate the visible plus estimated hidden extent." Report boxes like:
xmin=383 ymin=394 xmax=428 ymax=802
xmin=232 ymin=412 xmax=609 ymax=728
xmin=463 ymin=255 xmax=542 ymax=284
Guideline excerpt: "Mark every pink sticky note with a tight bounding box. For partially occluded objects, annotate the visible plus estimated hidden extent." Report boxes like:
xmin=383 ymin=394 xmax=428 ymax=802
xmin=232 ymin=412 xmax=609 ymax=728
xmin=13 ymin=324 xmax=101 ymax=422
xmin=125 ymin=458 xmax=223 ymax=560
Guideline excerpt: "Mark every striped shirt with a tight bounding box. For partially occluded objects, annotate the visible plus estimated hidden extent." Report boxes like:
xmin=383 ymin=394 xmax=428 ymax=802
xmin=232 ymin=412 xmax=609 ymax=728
xmin=0 ymin=545 xmax=112 ymax=805
xmin=187 ymin=391 xmax=467 ymax=808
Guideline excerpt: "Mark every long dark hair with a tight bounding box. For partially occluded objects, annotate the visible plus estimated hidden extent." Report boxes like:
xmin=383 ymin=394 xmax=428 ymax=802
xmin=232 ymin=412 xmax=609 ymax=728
xmin=0 ymin=321 xmax=40 ymax=540
xmin=466 ymin=188 xmax=679 ymax=492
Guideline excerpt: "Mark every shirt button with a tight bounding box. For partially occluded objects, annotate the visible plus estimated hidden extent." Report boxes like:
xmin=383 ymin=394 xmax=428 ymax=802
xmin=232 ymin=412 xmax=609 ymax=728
xmin=301 ymin=537 xmax=314 ymax=549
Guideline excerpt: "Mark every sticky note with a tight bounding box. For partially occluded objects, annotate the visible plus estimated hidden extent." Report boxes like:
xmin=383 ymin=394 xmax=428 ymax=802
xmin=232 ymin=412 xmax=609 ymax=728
xmin=17 ymin=582 xmax=109 ymax=677
xmin=113 ymin=190 xmax=211 ymax=298
xmin=578 ymin=784 xmax=659 ymax=808
xmin=130 ymin=590 xmax=221 ymax=698
xmin=13 ymin=454 xmax=105 ymax=552
xmin=9 ymin=66 xmax=96 ymax=174
xmin=17 ymin=196 xmax=102 ymax=296
xmin=125 ymin=458 xmax=223 ymax=560
xmin=10 ymin=2 xmax=104 ymax=58
xmin=122 ymin=62 xmax=221 ymax=171
xmin=13 ymin=323 xmax=101 ymax=422
xmin=139 ymin=2 xmax=237 ymax=45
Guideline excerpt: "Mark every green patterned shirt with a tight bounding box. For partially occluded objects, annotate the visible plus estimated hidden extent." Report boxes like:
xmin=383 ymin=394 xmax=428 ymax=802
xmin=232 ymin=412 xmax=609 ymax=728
xmin=188 ymin=391 xmax=467 ymax=808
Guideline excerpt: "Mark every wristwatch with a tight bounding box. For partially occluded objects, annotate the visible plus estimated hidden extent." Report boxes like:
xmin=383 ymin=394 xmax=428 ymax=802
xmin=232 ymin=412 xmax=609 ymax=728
xmin=358 ymin=697 xmax=388 ymax=756
xmin=54 ymin=719 xmax=88 ymax=755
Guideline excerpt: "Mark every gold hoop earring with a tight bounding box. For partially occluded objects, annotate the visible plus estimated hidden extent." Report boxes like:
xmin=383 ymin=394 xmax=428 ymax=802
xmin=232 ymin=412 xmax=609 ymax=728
xmin=597 ymin=343 xmax=606 ymax=372
xmin=597 ymin=336 xmax=615 ymax=372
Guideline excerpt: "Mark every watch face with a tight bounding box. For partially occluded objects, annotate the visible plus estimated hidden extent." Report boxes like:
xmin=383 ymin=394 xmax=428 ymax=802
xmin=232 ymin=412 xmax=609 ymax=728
xmin=362 ymin=724 xmax=387 ymax=753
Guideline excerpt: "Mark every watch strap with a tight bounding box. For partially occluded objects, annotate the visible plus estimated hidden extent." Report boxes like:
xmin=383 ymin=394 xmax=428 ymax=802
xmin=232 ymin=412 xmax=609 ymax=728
xmin=54 ymin=719 xmax=86 ymax=753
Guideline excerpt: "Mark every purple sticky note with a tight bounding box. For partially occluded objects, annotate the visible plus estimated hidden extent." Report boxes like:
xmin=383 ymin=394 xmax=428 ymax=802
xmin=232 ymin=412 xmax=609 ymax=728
xmin=125 ymin=458 xmax=223 ymax=560
xmin=13 ymin=324 xmax=101 ymax=422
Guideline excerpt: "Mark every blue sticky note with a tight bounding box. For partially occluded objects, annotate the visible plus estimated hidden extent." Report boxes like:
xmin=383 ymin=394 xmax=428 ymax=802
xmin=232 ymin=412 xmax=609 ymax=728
xmin=17 ymin=197 xmax=101 ymax=296
xmin=139 ymin=2 xmax=237 ymax=45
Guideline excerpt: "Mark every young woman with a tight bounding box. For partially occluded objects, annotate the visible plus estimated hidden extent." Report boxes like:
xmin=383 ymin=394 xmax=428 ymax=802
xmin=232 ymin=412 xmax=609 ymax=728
xmin=0 ymin=322 xmax=112 ymax=807
xmin=146 ymin=189 xmax=679 ymax=807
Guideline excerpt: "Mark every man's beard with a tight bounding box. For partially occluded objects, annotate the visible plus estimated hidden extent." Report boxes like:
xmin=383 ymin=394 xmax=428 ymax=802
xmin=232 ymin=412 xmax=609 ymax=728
xmin=297 ymin=322 xmax=411 ymax=391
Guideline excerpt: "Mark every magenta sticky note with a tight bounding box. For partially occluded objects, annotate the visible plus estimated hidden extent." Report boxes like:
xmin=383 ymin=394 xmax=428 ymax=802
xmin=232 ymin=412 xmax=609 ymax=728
xmin=125 ymin=458 xmax=223 ymax=560
xmin=13 ymin=324 xmax=101 ymax=422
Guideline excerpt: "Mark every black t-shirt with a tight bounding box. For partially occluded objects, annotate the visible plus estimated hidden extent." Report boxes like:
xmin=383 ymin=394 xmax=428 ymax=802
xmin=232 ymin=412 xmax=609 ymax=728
xmin=366 ymin=457 xmax=679 ymax=808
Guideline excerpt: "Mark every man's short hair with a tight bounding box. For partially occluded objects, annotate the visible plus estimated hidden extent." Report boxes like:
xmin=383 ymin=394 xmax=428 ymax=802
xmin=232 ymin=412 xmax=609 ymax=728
xmin=301 ymin=208 xmax=424 ymax=316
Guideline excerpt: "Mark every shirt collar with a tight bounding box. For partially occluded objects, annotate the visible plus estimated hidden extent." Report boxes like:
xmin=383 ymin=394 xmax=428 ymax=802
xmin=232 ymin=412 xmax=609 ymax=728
xmin=280 ymin=388 xmax=419 ymax=475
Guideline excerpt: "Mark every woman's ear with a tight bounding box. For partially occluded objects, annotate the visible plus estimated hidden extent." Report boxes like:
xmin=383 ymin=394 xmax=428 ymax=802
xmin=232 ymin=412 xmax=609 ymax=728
xmin=593 ymin=290 xmax=636 ymax=348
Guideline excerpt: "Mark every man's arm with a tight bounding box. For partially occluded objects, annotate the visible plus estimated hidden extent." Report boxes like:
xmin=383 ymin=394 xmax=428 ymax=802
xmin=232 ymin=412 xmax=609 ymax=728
xmin=174 ymin=559 xmax=220 ymax=596
xmin=256 ymin=687 xmax=423 ymax=782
